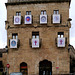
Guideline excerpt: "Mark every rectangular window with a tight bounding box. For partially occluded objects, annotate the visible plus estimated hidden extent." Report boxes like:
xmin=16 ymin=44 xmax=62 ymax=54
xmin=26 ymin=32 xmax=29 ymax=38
xmin=12 ymin=33 xmax=18 ymax=39
xmin=0 ymin=53 xmax=2 ymax=58
xmin=0 ymin=61 xmax=3 ymax=70
xmin=32 ymin=32 xmax=39 ymax=39
xmin=54 ymin=10 xmax=59 ymax=14
xmin=41 ymin=10 xmax=46 ymax=15
xmin=26 ymin=11 xmax=31 ymax=15
xmin=16 ymin=12 xmax=21 ymax=16
xmin=58 ymin=32 xmax=64 ymax=38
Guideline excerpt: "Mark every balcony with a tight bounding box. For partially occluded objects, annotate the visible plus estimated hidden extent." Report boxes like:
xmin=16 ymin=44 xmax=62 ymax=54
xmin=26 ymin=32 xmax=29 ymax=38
xmin=52 ymin=14 xmax=61 ymax=24
xmin=10 ymin=39 xmax=20 ymax=48
xmin=55 ymin=37 xmax=67 ymax=47
xmin=29 ymin=38 xmax=42 ymax=48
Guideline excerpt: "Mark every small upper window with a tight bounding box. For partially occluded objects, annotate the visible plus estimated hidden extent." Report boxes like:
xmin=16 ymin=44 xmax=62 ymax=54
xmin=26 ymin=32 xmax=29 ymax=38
xmin=12 ymin=33 xmax=18 ymax=39
xmin=32 ymin=32 xmax=39 ymax=39
xmin=16 ymin=12 xmax=21 ymax=16
xmin=58 ymin=32 xmax=64 ymax=38
xmin=54 ymin=10 xmax=59 ymax=14
xmin=26 ymin=11 xmax=31 ymax=15
xmin=41 ymin=10 xmax=46 ymax=15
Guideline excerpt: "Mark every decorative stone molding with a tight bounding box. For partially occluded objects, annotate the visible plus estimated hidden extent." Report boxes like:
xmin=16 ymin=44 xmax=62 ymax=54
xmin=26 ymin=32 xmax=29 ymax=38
xmin=6 ymin=0 xmax=71 ymax=7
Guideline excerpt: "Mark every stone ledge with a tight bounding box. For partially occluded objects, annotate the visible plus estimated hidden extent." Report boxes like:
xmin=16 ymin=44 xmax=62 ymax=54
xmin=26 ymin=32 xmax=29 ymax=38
xmin=8 ymin=0 xmax=71 ymax=3
xmin=6 ymin=0 xmax=71 ymax=7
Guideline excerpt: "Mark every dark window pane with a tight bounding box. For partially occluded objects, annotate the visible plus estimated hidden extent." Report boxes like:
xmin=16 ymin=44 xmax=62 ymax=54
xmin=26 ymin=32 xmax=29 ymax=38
xmin=26 ymin=11 xmax=31 ymax=15
xmin=54 ymin=10 xmax=59 ymax=14
xmin=32 ymin=32 xmax=39 ymax=36
xmin=12 ymin=33 xmax=18 ymax=39
xmin=0 ymin=61 xmax=3 ymax=68
xmin=0 ymin=53 xmax=2 ymax=57
xmin=58 ymin=32 xmax=64 ymax=35
xmin=41 ymin=10 xmax=46 ymax=15
xmin=16 ymin=12 xmax=21 ymax=16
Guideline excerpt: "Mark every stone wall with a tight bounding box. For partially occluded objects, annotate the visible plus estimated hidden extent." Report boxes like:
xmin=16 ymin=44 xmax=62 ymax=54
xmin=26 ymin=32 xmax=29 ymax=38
xmin=6 ymin=1 xmax=70 ymax=75
xmin=7 ymin=3 xmax=69 ymax=27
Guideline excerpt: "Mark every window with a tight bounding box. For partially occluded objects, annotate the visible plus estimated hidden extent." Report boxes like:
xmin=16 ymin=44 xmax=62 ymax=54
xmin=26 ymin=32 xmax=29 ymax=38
xmin=0 ymin=53 xmax=2 ymax=57
xmin=12 ymin=33 xmax=18 ymax=39
xmin=16 ymin=12 xmax=21 ymax=16
xmin=0 ymin=61 xmax=3 ymax=72
xmin=54 ymin=10 xmax=59 ymax=14
xmin=26 ymin=11 xmax=31 ymax=15
xmin=41 ymin=10 xmax=46 ymax=15
xmin=58 ymin=32 xmax=64 ymax=38
xmin=32 ymin=32 xmax=39 ymax=39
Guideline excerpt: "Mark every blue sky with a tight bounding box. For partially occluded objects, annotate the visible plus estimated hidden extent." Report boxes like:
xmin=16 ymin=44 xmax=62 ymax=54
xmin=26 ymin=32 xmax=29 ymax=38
xmin=0 ymin=0 xmax=75 ymax=48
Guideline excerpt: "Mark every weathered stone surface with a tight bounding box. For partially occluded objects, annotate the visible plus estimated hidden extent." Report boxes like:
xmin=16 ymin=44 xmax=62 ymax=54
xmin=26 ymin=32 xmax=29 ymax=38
xmin=5 ymin=0 xmax=71 ymax=75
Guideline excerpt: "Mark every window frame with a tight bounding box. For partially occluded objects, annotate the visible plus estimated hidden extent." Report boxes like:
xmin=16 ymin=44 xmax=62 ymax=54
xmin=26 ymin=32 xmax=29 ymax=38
xmin=0 ymin=53 xmax=2 ymax=58
xmin=26 ymin=11 xmax=31 ymax=15
xmin=54 ymin=10 xmax=59 ymax=14
xmin=16 ymin=12 xmax=21 ymax=16
xmin=41 ymin=10 xmax=46 ymax=15
xmin=58 ymin=32 xmax=64 ymax=38
xmin=12 ymin=33 xmax=18 ymax=39
xmin=32 ymin=32 xmax=39 ymax=39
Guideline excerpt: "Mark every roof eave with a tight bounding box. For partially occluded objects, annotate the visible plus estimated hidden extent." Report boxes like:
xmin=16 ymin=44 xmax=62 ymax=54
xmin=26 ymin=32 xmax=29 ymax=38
xmin=5 ymin=0 xmax=71 ymax=7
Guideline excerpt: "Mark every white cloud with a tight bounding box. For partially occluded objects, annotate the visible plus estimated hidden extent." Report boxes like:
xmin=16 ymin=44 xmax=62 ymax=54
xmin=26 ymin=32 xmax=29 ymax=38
xmin=69 ymin=0 xmax=75 ymax=48
xmin=0 ymin=0 xmax=7 ymax=48
xmin=0 ymin=40 xmax=7 ymax=48
xmin=70 ymin=37 xmax=75 ymax=48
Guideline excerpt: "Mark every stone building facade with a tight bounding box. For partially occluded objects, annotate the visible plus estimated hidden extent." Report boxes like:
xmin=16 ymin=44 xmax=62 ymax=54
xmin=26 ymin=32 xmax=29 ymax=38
xmin=5 ymin=0 xmax=71 ymax=75
xmin=0 ymin=49 xmax=7 ymax=73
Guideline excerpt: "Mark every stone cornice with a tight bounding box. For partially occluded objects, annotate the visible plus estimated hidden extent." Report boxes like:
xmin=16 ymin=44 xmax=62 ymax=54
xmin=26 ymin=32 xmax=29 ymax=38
xmin=5 ymin=0 xmax=71 ymax=7
xmin=0 ymin=49 xmax=8 ymax=53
